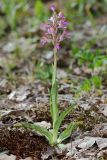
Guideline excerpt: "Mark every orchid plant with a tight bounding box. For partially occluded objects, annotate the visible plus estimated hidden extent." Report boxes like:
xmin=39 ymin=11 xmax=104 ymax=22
xmin=19 ymin=5 xmax=76 ymax=147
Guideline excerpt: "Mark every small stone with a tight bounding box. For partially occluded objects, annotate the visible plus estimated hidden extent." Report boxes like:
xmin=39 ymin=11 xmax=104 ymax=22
xmin=8 ymin=86 xmax=31 ymax=102
xmin=3 ymin=42 xmax=16 ymax=53
xmin=23 ymin=157 xmax=33 ymax=160
xmin=0 ymin=154 xmax=16 ymax=160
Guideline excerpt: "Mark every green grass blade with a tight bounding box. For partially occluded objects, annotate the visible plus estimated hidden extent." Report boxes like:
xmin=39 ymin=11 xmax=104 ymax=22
xmin=57 ymin=122 xmax=76 ymax=144
xmin=21 ymin=122 xmax=53 ymax=144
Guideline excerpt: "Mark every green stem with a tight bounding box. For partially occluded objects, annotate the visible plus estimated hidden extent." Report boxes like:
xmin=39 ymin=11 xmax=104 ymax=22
xmin=53 ymin=48 xmax=57 ymax=84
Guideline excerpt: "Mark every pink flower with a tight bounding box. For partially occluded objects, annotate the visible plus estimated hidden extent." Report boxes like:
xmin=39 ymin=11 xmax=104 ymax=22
xmin=58 ymin=20 xmax=68 ymax=28
xmin=59 ymin=30 xmax=71 ymax=42
xmin=55 ymin=44 xmax=61 ymax=50
xmin=50 ymin=5 xmax=55 ymax=12
xmin=58 ymin=12 xmax=65 ymax=19
xmin=47 ymin=27 xmax=54 ymax=35
xmin=41 ymin=37 xmax=49 ymax=46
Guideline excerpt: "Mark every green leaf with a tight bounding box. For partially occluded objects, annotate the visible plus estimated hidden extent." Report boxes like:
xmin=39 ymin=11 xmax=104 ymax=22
xmin=57 ymin=122 xmax=76 ymax=143
xmin=57 ymin=143 xmax=66 ymax=150
xmin=50 ymin=90 xmax=53 ymax=118
xmin=21 ymin=122 xmax=53 ymax=145
xmin=2 ymin=0 xmax=16 ymax=29
xmin=36 ymin=62 xmax=52 ymax=81
xmin=50 ymin=81 xmax=58 ymax=121
xmin=54 ymin=104 xmax=75 ymax=136
xmin=81 ymin=79 xmax=91 ymax=92
xmin=91 ymin=76 xmax=101 ymax=88
xmin=50 ymin=65 xmax=59 ymax=125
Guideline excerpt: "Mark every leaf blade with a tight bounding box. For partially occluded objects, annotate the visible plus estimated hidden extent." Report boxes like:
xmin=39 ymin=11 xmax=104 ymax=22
xmin=21 ymin=122 xmax=53 ymax=144
xmin=54 ymin=104 xmax=75 ymax=136
xmin=57 ymin=122 xmax=76 ymax=144
xmin=50 ymin=64 xmax=59 ymax=125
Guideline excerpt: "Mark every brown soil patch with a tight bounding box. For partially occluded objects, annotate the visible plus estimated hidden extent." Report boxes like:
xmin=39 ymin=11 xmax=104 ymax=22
xmin=0 ymin=128 xmax=48 ymax=160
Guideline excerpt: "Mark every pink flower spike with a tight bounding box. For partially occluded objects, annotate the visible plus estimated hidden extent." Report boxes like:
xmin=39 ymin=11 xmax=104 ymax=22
xmin=50 ymin=5 xmax=55 ymax=12
xmin=41 ymin=7 xmax=69 ymax=48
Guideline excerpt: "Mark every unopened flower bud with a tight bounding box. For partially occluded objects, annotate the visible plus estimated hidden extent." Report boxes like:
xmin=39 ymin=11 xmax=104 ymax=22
xmin=50 ymin=5 xmax=55 ymax=12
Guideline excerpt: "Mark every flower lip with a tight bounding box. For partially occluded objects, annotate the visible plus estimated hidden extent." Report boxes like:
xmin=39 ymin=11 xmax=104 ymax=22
xmin=55 ymin=44 xmax=61 ymax=50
